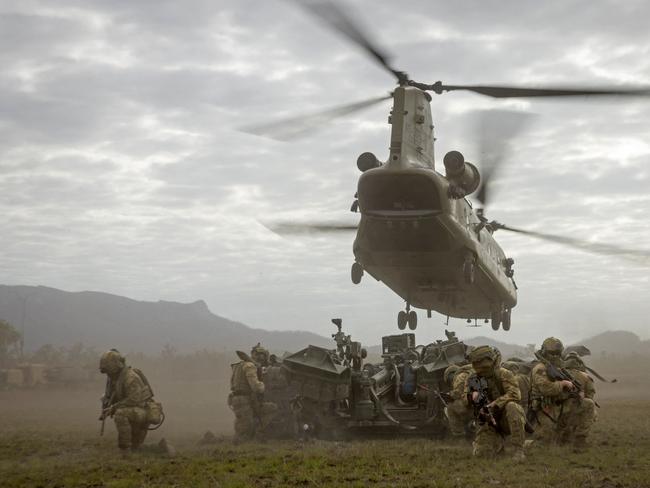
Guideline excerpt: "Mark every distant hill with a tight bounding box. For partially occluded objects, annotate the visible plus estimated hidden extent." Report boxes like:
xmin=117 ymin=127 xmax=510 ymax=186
xmin=1 ymin=285 xmax=647 ymax=358
xmin=0 ymin=285 xmax=330 ymax=354
xmin=462 ymin=330 xmax=650 ymax=359
xmin=574 ymin=330 xmax=650 ymax=356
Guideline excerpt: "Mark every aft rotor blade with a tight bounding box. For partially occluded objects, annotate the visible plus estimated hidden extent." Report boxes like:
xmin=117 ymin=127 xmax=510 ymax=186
xmin=264 ymin=222 xmax=358 ymax=234
xmin=495 ymin=223 xmax=650 ymax=264
xmin=474 ymin=110 xmax=534 ymax=207
xmin=240 ymin=95 xmax=391 ymax=141
xmin=296 ymin=0 xmax=406 ymax=82
xmin=432 ymin=82 xmax=650 ymax=99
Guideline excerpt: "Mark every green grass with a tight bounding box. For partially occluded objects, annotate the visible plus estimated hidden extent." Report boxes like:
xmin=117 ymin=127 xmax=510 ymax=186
xmin=1 ymin=401 xmax=649 ymax=488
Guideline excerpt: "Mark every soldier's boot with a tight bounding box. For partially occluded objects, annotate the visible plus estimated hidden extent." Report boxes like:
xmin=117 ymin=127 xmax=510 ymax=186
xmin=573 ymin=435 xmax=590 ymax=452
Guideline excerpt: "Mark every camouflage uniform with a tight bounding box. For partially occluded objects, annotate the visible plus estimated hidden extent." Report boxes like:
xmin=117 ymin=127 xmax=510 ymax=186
xmin=563 ymin=352 xmax=598 ymax=426
xmin=465 ymin=346 xmax=526 ymax=461
xmin=502 ymin=361 xmax=530 ymax=414
xmin=99 ymin=350 xmax=157 ymax=451
xmin=564 ymin=353 xmax=596 ymax=401
xmin=444 ymin=364 xmax=474 ymax=437
xmin=262 ymin=355 xmax=297 ymax=438
xmin=228 ymin=350 xmax=277 ymax=441
xmin=530 ymin=338 xmax=595 ymax=449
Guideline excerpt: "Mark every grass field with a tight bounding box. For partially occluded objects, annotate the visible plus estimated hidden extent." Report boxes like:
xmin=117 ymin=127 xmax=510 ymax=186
xmin=1 ymin=399 xmax=649 ymax=487
xmin=1 ymin=358 xmax=649 ymax=487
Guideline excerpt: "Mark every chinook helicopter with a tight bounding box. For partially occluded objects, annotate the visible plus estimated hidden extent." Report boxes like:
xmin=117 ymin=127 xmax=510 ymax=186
xmin=245 ymin=1 xmax=650 ymax=332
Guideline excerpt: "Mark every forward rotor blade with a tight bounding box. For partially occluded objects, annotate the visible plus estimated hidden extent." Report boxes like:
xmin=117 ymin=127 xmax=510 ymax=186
xmin=474 ymin=110 xmax=534 ymax=207
xmin=435 ymin=83 xmax=650 ymax=99
xmin=264 ymin=222 xmax=358 ymax=234
xmin=297 ymin=0 xmax=405 ymax=82
xmin=240 ymin=95 xmax=391 ymax=141
xmin=495 ymin=223 xmax=650 ymax=264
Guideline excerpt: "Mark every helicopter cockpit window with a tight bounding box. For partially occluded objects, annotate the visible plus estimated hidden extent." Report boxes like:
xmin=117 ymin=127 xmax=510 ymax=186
xmin=358 ymin=173 xmax=441 ymax=212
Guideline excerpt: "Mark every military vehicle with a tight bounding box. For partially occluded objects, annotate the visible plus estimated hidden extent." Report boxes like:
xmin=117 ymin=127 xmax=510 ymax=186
xmin=274 ymin=319 xmax=470 ymax=439
xmin=248 ymin=1 xmax=650 ymax=332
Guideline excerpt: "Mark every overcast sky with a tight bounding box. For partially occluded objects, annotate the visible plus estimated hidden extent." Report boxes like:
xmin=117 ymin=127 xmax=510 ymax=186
xmin=1 ymin=0 xmax=649 ymax=348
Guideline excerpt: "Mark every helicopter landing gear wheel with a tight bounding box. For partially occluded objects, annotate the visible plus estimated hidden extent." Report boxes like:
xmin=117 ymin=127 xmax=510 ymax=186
xmin=407 ymin=311 xmax=418 ymax=330
xmin=351 ymin=262 xmax=363 ymax=284
xmin=397 ymin=311 xmax=407 ymax=330
xmin=463 ymin=255 xmax=476 ymax=285
xmin=502 ymin=309 xmax=512 ymax=331
xmin=490 ymin=311 xmax=501 ymax=331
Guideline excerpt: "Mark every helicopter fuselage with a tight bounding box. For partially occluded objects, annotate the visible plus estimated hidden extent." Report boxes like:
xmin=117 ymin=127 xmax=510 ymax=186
xmin=352 ymin=86 xmax=517 ymax=323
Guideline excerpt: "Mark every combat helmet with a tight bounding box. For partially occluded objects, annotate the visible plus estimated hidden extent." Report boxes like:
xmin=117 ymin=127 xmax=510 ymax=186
xmin=563 ymin=352 xmax=586 ymax=371
xmin=467 ymin=345 xmax=499 ymax=376
xmin=501 ymin=361 xmax=520 ymax=374
xmin=99 ymin=349 xmax=125 ymax=375
xmin=251 ymin=343 xmax=270 ymax=365
xmin=541 ymin=337 xmax=564 ymax=356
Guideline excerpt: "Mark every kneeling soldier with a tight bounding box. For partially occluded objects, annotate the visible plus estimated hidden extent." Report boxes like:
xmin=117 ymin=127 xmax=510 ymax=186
xmin=530 ymin=338 xmax=595 ymax=449
xmin=98 ymin=349 xmax=165 ymax=453
xmin=444 ymin=363 xmax=474 ymax=438
xmin=465 ymin=346 xmax=526 ymax=461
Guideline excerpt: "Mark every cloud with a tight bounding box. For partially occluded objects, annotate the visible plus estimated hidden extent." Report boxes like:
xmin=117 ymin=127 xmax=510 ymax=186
xmin=1 ymin=0 xmax=649 ymax=347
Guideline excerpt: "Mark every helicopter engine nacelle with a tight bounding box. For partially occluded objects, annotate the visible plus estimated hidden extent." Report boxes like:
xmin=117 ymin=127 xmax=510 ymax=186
xmin=357 ymin=152 xmax=382 ymax=172
xmin=443 ymin=150 xmax=480 ymax=198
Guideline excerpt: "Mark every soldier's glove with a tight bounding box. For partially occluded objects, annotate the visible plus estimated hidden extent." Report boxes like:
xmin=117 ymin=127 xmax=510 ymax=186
xmin=560 ymin=380 xmax=575 ymax=391
xmin=101 ymin=405 xmax=116 ymax=419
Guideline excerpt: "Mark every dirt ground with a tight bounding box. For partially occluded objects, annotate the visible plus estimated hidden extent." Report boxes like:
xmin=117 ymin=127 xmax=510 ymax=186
xmin=1 ymin=357 xmax=649 ymax=487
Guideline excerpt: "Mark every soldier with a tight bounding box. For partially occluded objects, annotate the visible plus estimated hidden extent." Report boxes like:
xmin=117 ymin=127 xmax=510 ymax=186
xmin=530 ymin=337 xmax=595 ymax=450
xmin=98 ymin=349 xmax=168 ymax=454
xmin=228 ymin=350 xmax=277 ymax=442
xmin=501 ymin=360 xmax=530 ymax=414
xmin=262 ymin=354 xmax=298 ymax=439
xmin=264 ymin=354 xmax=289 ymax=395
xmin=443 ymin=363 xmax=474 ymax=438
xmin=563 ymin=353 xmax=596 ymax=401
xmin=465 ymin=346 xmax=526 ymax=461
xmin=251 ymin=343 xmax=270 ymax=370
xmin=563 ymin=351 xmax=598 ymax=425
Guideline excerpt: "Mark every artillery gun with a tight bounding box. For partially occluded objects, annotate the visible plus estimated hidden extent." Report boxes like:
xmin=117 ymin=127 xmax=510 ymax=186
xmin=280 ymin=319 xmax=469 ymax=439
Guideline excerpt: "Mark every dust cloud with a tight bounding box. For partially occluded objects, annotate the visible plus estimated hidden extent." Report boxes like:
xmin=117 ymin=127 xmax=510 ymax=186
xmin=1 ymin=352 xmax=649 ymax=444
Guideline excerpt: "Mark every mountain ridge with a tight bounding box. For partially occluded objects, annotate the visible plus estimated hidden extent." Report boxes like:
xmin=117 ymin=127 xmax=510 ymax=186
xmin=0 ymin=284 xmax=331 ymax=353
xmin=1 ymin=285 xmax=647 ymax=356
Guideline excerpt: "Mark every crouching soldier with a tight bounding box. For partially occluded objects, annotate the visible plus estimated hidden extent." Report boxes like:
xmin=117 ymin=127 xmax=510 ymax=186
xmin=530 ymin=337 xmax=595 ymax=450
xmin=443 ymin=363 xmax=474 ymax=438
xmin=228 ymin=350 xmax=277 ymax=442
xmin=465 ymin=346 xmax=526 ymax=461
xmin=98 ymin=349 xmax=167 ymax=454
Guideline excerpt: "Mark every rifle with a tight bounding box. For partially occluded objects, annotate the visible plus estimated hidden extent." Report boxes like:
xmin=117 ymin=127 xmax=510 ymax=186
xmin=466 ymin=375 xmax=501 ymax=434
xmin=534 ymin=352 xmax=583 ymax=399
xmin=99 ymin=376 xmax=112 ymax=436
